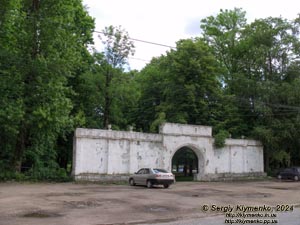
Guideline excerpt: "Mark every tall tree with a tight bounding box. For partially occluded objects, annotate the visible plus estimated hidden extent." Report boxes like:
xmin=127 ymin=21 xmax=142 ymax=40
xmin=77 ymin=52 xmax=140 ymax=131
xmin=98 ymin=25 xmax=135 ymax=129
xmin=200 ymin=8 xmax=254 ymax=137
xmin=134 ymin=56 xmax=169 ymax=132
xmin=0 ymin=0 xmax=94 ymax=176
xmin=162 ymin=39 xmax=221 ymax=126
xmin=201 ymin=8 xmax=247 ymax=82
xmin=0 ymin=0 xmax=25 ymax=171
xmin=136 ymin=38 xmax=221 ymax=132
xmin=201 ymin=9 xmax=300 ymax=170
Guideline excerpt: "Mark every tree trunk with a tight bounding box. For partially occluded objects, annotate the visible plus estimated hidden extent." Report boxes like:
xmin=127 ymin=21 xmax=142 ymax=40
xmin=11 ymin=0 xmax=41 ymax=172
xmin=31 ymin=0 xmax=40 ymax=58
xmin=103 ymin=66 xmax=112 ymax=129
xmin=12 ymin=124 xmax=26 ymax=172
xmin=264 ymin=149 xmax=270 ymax=173
xmin=103 ymin=89 xmax=111 ymax=129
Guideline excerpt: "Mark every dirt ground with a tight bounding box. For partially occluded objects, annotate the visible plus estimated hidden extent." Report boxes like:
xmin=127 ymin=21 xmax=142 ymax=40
xmin=0 ymin=180 xmax=299 ymax=225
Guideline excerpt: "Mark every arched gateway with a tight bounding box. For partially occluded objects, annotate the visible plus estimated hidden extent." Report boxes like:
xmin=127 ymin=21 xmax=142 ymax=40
xmin=73 ymin=123 xmax=265 ymax=181
xmin=171 ymin=146 xmax=201 ymax=180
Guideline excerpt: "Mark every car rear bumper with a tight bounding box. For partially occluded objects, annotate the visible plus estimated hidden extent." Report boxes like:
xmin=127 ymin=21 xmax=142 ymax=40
xmin=149 ymin=179 xmax=174 ymax=185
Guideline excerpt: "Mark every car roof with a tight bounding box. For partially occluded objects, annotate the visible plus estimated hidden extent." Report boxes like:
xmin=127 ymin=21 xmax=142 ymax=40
xmin=139 ymin=168 xmax=168 ymax=171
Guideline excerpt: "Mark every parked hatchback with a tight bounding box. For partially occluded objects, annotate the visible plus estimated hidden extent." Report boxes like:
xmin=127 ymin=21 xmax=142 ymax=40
xmin=277 ymin=167 xmax=300 ymax=181
xmin=129 ymin=168 xmax=175 ymax=188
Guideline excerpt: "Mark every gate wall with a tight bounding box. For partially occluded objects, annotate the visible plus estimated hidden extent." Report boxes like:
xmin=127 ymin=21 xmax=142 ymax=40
xmin=73 ymin=123 xmax=265 ymax=181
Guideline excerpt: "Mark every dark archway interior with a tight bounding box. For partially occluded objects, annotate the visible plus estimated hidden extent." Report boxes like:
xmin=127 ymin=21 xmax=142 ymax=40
xmin=172 ymin=147 xmax=198 ymax=181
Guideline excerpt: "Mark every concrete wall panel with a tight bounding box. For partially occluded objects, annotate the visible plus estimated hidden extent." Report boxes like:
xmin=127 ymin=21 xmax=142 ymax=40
xmin=73 ymin=123 xmax=265 ymax=181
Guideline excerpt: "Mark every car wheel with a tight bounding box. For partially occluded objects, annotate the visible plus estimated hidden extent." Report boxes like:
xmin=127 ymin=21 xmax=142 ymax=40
xmin=277 ymin=175 xmax=282 ymax=180
xmin=146 ymin=180 xmax=152 ymax=188
xmin=129 ymin=178 xmax=135 ymax=186
xmin=163 ymin=184 xmax=169 ymax=189
xmin=294 ymin=176 xmax=299 ymax=181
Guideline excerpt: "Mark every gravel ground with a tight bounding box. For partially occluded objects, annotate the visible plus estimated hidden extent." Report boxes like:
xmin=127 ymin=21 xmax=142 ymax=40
xmin=0 ymin=180 xmax=299 ymax=225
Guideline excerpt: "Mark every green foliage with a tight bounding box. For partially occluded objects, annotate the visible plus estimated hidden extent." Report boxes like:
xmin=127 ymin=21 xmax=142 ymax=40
xmin=26 ymin=167 xmax=71 ymax=182
xmin=134 ymin=57 xmax=168 ymax=131
xmin=0 ymin=171 xmax=26 ymax=182
xmin=0 ymin=0 xmax=94 ymax=179
xmin=136 ymin=38 xmax=221 ymax=132
xmin=214 ymin=130 xmax=230 ymax=148
xmin=201 ymin=8 xmax=247 ymax=77
xmin=173 ymin=147 xmax=198 ymax=164
xmin=78 ymin=50 xmax=139 ymax=130
xmin=1 ymin=3 xmax=300 ymax=180
xmin=272 ymin=151 xmax=291 ymax=168
xmin=0 ymin=0 xmax=25 ymax=171
xmin=201 ymin=9 xmax=300 ymax=169
xmin=0 ymin=168 xmax=71 ymax=182
xmin=111 ymin=70 xmax=141 ymax=129
xmin=100 ymin=25 xmax=135 ymax=68
xmin=97 ymin=25 xmax=136 ymax=128
xmin=150 ymin=112 xmax=166 ymax=133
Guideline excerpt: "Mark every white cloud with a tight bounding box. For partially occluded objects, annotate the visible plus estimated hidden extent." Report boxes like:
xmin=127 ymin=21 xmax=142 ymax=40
xmin=83 ymin=0 xmax=300 ymax=70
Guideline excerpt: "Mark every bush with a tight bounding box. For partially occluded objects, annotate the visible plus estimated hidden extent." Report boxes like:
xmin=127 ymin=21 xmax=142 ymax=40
xmin=0 ymin=171 xmax=26 ymax=181
xmin=26 ymin=167 xmax=72 ymax=182
xmin=0 ymin=168 xmax=72 ymax=182
xmin=214 ymin=130 xmax=230 ymax=148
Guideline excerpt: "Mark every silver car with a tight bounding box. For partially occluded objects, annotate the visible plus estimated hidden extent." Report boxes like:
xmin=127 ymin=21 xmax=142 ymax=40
xmin=129 ymin=168 xmax=175 ymax=188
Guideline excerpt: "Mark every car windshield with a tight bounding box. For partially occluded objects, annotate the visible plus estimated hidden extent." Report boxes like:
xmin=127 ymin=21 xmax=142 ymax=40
xmin=153 ymin=169 xmax=168 ymax=173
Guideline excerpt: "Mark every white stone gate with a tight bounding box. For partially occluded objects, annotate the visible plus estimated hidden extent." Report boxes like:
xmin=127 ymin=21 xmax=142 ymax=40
xmin=72 ymin=123 xmax=265 ymax=181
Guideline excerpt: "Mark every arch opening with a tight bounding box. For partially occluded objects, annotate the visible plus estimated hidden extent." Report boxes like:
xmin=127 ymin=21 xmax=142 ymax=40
xmin=172 ymin=147 xmax=199 ymax=181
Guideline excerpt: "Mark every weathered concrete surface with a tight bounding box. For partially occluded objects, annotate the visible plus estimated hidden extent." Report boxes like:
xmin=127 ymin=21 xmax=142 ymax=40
xmin=73 ymin=123 xmax=264 ymax=181
xmin=0 ymin=180 xmax=299 ymax=225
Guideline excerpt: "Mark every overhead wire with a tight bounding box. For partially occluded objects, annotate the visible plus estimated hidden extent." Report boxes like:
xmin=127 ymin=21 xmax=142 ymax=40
xmin=2 ymin=9 xmax=300 ymax=117
xmin=94 ymin=30 xmax=175 ymax=63
xmin=94 ymin=30 xmax=176 ymax=49
xmin=0 ymin=10 xmax=175 ymax=63
xmin=128 ymin=57 xmax=150 ymax=62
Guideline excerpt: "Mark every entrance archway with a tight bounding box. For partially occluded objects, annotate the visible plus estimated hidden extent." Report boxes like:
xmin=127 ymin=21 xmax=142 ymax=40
xmin=172 ymin=146 xmax=199 ymax=181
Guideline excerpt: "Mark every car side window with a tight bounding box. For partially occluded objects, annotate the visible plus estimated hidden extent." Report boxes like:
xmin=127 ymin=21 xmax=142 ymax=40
xmin=137 ymin=169 xmax=144 ymax=174
xmin=144 ymin=169 xmax=150 ymax=174
xmin=298 ymin=168 xmax=300 ymax=173
xmin=154 ymin=169 xmax=167 ymax=173
xmin=293 ymin=168 xmax=299 ymax=172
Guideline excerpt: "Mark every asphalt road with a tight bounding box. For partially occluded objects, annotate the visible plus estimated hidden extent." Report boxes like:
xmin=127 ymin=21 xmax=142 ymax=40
xmin=0 ymin=180 xmax=299 ymax=225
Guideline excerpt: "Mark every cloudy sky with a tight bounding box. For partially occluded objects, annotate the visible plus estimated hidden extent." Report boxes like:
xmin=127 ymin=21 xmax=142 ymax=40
xmin=82 ymin=0 xmax=300 ymax=71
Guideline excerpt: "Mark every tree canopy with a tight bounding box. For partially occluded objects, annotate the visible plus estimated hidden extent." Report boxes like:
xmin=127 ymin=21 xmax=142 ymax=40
xmin=0 ymin=4 xmax=299 ymax=180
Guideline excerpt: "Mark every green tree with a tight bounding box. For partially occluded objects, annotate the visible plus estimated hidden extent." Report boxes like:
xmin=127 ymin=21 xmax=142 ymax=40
xmin=111 ymin=69 xmax=141 ymax=130
xmin=201 ymin=8 xmax=247 ymax=81
xmin=201 ymin=9 xmax=300 ymax=170
xmin=0 ymin=0 xmax=25 ymax=171
xmin=239 ymin=17 xmax=300 ymax=170
xmin=78 ymin=51 xmax=139 ymax=131
xmin=98 ymin=25 xmax=135 ymax=129
xmin=162 ymin=39 xmax=221 ymax=125
xmin=136 ymin=38 xmax=221 ymax=132
xmin=134 ymin=56 xmax=169 ymax=132
xmin=0 ymin=0 xmax=94 ymax=178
